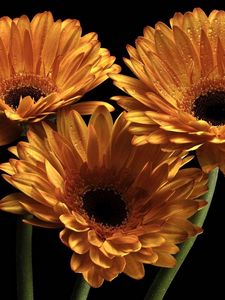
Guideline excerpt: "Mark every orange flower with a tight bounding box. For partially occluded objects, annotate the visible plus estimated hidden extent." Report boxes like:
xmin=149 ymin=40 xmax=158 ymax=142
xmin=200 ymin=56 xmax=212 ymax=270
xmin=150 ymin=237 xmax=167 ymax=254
xmin=0 ymin=106 xmax=207 ymax=287
xmin=0 ymin=12 xmax=119 ymax=145
xmin=111 ymin=8 xmax=225 ymax=173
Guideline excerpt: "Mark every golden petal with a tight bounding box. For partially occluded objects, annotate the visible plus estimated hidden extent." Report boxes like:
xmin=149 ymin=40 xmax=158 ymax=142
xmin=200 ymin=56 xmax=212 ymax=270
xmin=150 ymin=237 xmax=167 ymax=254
xmin=140 ymin=234 xmax=165 ymax=247
xmin=143 ymin=26 xmax=155 ymax=41
xmin=68 ymin=232 xmax=90 ymax=254
xmin=0 ymin=114 xmax=21 ymax=146
xmin=89 ymin=246 xmax=112 ymax=268
xmin=148 ymin=51 xmax=182 ymax=96
xmin=196 ymin=143 xmax=220 ymax=173
xmin=42 ymin=122 xmax=83 ymax=170
xmin=123 ymin=255 xmax=145 ymax=279
xmin=53 ymin=202 xmax=70 ymax=215
xmin=70 ymin=252 xmax=92 ymax=273
xmin=89 ymin=106 xmax=113 ymax=161
xmin=161 ymin=222 xmax=189 ymax=244
xmin=83 ymin=267 xmax=104 ymax=288
xmin=154 ymin=242 xmax=179 ymax=254
xmin=111 ymin=95 xmax=150 ymax=111
xmin=45 ymin=159 xmax=63 ymax=190
xmin=152 ymin=252 xmax=177 ymax=268
xmin=168 ymin=217 xmax=202 ymax=237
xmin=0 ymin=192 xmax=27 ymax=214
xmin=101 ymin=257 xmax=126 ymax=281
xmin=72 ymin=101 xmax=114 ymax=115
xmin=173 ymin=25 xmax=201 ymax=81
xmin=23 ymin=30 xmax=33 ymax=73
xmin=87 ymin=125 xmax=99 ymax=169
xmin=0 ymin=16 xmax=11 ymax=49
xmin=9 ymin=21 xmax=24 ymax=73
xmin=0 ymin=38 xmax=10 ymax=78
xmin=88 ymin=229 xmax=104 ymax=247
xmin=155 ymin=29 xmax=188 ymax=83
xmin=132 ymin=250 xmax=158 ymax=264
xmin=20 ymin=200 xmax=58 ymax=223
xmin=60 ymin=213 xmax=89 ymax=232
xmin=31 ymin=12 xmax=54 ymax=71
xmin=183 ymin=11 xmax=202 ymax=49
xmin=0 ymin=162 xmax=15 ymax=175
xmin=58 ymin=20 xmax=81 ymax=56
xmin=200 ymin=29 xmax=214 ymax=76
xmin=16 ymin=15 xmax=31 ymax=36
xmin=110 ymin=113 xmax=133 ymax=170
xmin=147 ymin=129 xmax=169 ymax=144
xmin=16 ymin=96 xmax=35 ymax=117
xmin=57 ymin=108 xmax=87 ymax=161
xmin=126 ymin=44 xmax=139 ymax=60
xmin=42 ymin=20 xmax=62 ymax=75
xmin=23 ymin=218 xmax=61 ymax=228
xmin=104 ymin=235 xmax=141 ymax=256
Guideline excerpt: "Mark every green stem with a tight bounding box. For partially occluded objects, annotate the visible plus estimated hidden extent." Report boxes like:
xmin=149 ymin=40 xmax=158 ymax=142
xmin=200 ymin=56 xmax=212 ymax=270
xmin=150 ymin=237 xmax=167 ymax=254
xmin=144 ymin=167 xmax=219 ymax=300
xmin=16 ymin=216 xmax=34 ymax=300
xmin=71 ymin=274 xmax=90 ymax=300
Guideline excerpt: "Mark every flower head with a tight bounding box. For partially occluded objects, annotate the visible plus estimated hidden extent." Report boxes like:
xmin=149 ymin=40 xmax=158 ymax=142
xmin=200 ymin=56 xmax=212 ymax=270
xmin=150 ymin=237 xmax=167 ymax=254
xmin=111 ymin=8 xmax=225 ymax=173
xmin=0 ymin=106 xmax=207 ymax=287
xmin=0 ymin=12 xmax=119 ymax=145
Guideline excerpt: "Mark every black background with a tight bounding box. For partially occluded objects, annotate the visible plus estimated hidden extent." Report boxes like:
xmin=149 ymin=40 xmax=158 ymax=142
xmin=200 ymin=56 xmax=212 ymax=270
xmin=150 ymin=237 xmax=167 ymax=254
xmin=0 ymin=0 xmax=224 ymax=299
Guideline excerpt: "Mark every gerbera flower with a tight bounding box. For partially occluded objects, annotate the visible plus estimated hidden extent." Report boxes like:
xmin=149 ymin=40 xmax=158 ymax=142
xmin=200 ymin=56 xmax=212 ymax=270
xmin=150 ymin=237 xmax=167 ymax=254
xmin=111 ymin=8 xmax=225 ymax=173
xmin=0 ymin=106 xmax=207 ymax=287
xmin=0 ymin=11 xmax=119 ymax=145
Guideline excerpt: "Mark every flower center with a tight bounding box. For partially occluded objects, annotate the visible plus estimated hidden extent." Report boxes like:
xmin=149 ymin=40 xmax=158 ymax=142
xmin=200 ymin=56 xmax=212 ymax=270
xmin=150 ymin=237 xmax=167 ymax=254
xmin=82 ymin=187 xmax=128 ymax=227
xmin=192 ymin=91 xmax=225 ymax=126
xmin=0 ymin=73 xmax=57 ymax=109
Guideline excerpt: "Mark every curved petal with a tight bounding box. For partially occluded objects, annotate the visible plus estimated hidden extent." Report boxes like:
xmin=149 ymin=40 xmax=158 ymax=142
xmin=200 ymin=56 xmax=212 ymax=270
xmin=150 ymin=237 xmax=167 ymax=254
xmin=0 ymin=114 xmax=21 ymax=146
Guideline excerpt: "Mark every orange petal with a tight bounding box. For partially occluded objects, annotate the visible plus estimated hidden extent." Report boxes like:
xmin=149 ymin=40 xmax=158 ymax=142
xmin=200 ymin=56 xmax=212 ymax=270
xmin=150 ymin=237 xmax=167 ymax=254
xmin=0 ymin=192 xmax=26 ymax=214
xmin=196 ymin=144 xmax=220 ymax=173
xmin=200 ymin=29 xmax=214 ymax=76
xmin=57 ymin=109 xmax=87 ymax=162
xmin=83 ymin=266 xmax=104 ymax=288
xmin=88 ymin=230 xmax=103 ymax=247
xmin=101 ymin=257 xmax=126 ymax=281
xmin=60 ymin=213 xmax=89 ymax=232
xmin=68 ymin=232 xmax=90 ymax=254
xmin=45 ymin=159 xmax=63 ymax=190
xmin=70 ymin=252 xmax=92 ymax=273
xmin=153 ymin=252 xmax=176 ymax=268
xmin=73 ymin=101 xmax=114 ymax=115
xmin=89 ymin=246 xmax=112 ymax=268
xmin=132 ymin=249 xmax=158 ymax=264
xmin=140 ymin=234 xmax=165 ymax=247
xmin=0 ymin=114 xmax=21 ymax=146
xmin=0 ymin=38 xmax=10 ymax=79
xmin=9 ymin=21 xmax=24 ymax=73
xmin=124 ymin=255 xmax=145 ymax=279
xmin=89 ymin=106 xmax=113 ymax=161
xmin=87 ymin=125 xmax=99 ymax=169
xmin=104 ymin=235 xmax=141 ymax=256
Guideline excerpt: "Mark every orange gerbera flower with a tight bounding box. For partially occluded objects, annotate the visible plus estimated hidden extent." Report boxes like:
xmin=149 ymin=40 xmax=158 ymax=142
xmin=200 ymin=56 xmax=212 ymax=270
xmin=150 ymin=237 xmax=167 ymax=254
xmin=0 ymin=106 xmax=207 ymax=287
xmin=111 ymin=8 xmax=225 ymax=173
xmin=0 ymin=12 xmax=119 ymax=145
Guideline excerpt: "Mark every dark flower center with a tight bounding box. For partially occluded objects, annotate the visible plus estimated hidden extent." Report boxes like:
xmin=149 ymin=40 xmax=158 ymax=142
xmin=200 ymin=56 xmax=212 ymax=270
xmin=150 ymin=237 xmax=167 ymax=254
xmin=4 ymin=86 xmax=46 ymax=109
xmin=82 ymin=187 xmax=127 ymax=227
xmin=192 ymin=91 xmax=225 ymax=126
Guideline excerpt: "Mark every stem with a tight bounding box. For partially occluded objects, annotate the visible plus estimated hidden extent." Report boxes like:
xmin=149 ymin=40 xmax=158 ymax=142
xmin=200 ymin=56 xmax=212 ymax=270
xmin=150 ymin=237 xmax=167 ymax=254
xmin=16 ymin=216 xmax=34 ymax=300
xmin=71 ymin=274 xmax=90 ymax=300
xmin=144 ymin=167 xmax=219 ymax=300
